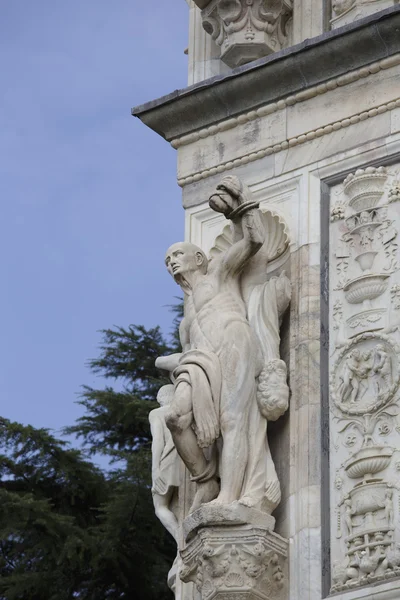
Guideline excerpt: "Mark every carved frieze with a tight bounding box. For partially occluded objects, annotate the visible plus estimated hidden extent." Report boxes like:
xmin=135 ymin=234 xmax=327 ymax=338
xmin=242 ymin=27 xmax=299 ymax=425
xmin=329 ymin=165 xmax=400 ymax=593
xmin=194 ymin=0 xmax=293 ymax=68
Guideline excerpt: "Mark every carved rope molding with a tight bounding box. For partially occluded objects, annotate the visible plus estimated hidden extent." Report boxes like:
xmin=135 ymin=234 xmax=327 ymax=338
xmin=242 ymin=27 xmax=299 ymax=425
xmin=177 ymin=96 xmax=400 ymax=186
xmin=172 ymin=54 xmax=400 ymax=151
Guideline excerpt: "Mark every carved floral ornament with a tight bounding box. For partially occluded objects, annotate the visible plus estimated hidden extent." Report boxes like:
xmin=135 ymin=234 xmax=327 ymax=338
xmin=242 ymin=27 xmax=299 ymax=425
xmin=180 ymin=527 xmax=287 ymax=600
xmin=193 ymin=0 xmax=293 ymax=67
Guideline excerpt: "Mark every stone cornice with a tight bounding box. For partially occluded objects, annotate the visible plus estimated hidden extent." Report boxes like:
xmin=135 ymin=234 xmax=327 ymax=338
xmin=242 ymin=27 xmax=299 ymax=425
xmin=172 ymin=54 xmax=400 ymax=149
xmin=176 ymin=96 xmax=400 ymax=186
xmin=132 ymin=7 xmax=400 ymax=142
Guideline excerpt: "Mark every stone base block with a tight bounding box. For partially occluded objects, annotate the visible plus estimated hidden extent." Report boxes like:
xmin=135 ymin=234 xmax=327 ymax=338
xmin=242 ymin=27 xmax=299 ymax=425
xmin=183 ymin=502 xmax=275 ymax=543
xmin=179 ymin=507 xmax=288 ymax=600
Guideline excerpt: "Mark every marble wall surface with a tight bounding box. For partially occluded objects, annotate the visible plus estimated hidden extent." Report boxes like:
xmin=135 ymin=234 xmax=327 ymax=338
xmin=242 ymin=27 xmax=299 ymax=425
xmin=178 ymin=61 xmax=400 ymax=599
xmin=133 ymin=7 xmax=400 ymax=598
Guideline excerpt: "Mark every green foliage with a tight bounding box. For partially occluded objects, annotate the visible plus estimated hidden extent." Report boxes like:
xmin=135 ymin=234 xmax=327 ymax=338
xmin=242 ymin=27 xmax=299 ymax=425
xmin=0 ymin=303 xmax=182 ymax=599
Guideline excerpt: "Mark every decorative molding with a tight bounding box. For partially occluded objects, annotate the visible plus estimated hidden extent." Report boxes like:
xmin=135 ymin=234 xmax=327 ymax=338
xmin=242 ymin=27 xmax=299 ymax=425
xmin=177 ymin=97 xmax=400 ymax=186
xmin=171 ymin=54 xmax=400 ymax=150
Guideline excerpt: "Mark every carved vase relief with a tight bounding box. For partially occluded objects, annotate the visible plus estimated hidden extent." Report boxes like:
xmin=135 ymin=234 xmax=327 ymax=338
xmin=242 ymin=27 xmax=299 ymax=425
xmin=330 ymin=166 xmax=400 ymax=593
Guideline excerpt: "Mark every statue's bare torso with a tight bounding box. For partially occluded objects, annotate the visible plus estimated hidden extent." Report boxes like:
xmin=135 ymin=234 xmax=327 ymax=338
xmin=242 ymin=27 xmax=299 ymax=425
xmin=181 ymin=258 xmax=253 ymax=356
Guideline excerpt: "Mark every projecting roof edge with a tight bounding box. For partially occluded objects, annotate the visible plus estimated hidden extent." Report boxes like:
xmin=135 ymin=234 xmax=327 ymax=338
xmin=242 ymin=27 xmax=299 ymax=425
xmin=131 ymin=6 xmax=400 ymax=142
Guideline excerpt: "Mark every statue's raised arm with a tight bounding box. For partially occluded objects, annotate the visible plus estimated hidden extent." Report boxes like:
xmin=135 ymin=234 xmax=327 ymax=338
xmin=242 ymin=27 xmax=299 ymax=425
xmin=209 ymin=177 xmax=265 ymax=277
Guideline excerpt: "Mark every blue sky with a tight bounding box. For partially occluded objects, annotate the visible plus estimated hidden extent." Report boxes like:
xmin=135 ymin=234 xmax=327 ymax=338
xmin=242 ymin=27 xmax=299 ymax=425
xmin=0 ymin=1 xmax=189 ymax=435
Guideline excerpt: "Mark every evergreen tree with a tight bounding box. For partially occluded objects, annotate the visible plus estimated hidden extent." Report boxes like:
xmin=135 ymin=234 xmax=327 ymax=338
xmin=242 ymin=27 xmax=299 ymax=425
xmin=0 ymin=305 xmax=182 ymax=600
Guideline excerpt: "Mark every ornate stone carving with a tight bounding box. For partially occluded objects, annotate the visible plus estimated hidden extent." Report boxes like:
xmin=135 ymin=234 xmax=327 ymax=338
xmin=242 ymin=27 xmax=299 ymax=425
xmin=180 ymin=519 xmax=288 ymax=600
xmin=149 ymin=369 xmax=181 ymax=593
xmin=331 ymin=334 xmax=399 ymax=415
xmin=331 ymin=0 xmax=398 ymax=29
xmin=159 ymin=176 xmax=290 ymax=516
xmin=331 ymin=200 xmax=346 ymax=222
xmin=330 ymin=164 xmax=400 ymax=593
xmin=331 ymin=481 xmax=399 ymax=592
xmin=195 ymin=0 xmax=293 ymax=68
xmin=149 ymin=379 xmax=180 ymax=541
xmin=390 ymin=284 xmax=400 ymax=310
xmin=209 ymin=208 xmax=289 ymax=269
xmin=389 ymin=183 xmax=400 ymax=204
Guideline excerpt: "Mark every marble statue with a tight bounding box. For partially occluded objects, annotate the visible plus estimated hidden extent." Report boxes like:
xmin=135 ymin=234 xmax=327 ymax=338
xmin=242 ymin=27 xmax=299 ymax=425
xmin=149 ymin=373 xmax=180 ymax=541
xmin=158 ymin=176 xmax=291 ymax=516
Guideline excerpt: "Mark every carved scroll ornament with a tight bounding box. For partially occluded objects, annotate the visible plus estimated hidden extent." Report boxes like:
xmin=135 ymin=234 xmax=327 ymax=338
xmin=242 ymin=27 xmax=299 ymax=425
xmin=193 ymin=0 xmax=293 ymax=67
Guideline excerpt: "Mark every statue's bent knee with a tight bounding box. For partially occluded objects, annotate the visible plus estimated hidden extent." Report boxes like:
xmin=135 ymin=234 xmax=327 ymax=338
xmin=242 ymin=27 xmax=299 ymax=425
xmin=165 ymin=410 xmax=180 ymax=433
xmin=165 ymin=409 xmax=192 ymax=434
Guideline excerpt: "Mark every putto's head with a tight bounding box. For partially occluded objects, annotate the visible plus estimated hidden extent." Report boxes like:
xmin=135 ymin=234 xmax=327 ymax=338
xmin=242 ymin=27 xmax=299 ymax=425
xmin=165 ymin=242 xmax=208 ymax=283
xmin=157 ymin=384 xmax=174 ymax=407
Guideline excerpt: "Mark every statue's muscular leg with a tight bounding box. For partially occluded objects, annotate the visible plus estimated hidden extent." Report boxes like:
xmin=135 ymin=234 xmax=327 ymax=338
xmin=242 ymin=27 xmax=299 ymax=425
xmin=165 ymin=381 xmax=219 ymax=511
xmin=214 ymin=337 xmax=254 ymax=505
xmin=153 ymin=489 xmax=178 ymax=541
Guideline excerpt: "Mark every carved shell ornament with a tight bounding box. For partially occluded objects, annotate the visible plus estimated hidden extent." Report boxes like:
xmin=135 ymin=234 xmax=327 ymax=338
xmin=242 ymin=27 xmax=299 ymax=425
xmin=209 ymin=208 xmax=290 ymax=270
xmin=330 ymin=332 xmax=400 ymax=416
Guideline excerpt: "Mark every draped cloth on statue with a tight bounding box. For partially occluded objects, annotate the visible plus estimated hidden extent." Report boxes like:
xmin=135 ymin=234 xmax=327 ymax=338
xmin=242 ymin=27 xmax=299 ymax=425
xmin=171 ymin=275 xmax=290 ymax=509
xmin=241 ymin=273 xmax=291 ymax=511
xmin=174 ymin=349 xmax=222 ymax=449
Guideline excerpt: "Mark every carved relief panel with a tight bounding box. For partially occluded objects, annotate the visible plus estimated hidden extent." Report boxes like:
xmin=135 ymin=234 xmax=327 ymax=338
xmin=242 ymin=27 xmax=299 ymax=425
xmin=329 ymin=165 xmax=400 ymax=593
xmin=331 ymin=0 xmax=398 ymax=29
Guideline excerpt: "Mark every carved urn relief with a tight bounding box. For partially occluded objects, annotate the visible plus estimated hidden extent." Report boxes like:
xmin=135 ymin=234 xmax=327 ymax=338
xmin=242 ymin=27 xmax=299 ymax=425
xmin=330 ymin=165 xmax=400 ymax=593
xmin=193 ymin=0 xmax=293 ymax=67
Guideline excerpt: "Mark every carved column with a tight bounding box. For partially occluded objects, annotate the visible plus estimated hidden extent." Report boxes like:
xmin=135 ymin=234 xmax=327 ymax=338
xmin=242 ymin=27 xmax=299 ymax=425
xmin=329 ymin=166 xmax=400 ymax=593
xmin=192 ymin=0 xmax=293 ymax=67
xmin=331 ymin=0 xmax=398 ymax=28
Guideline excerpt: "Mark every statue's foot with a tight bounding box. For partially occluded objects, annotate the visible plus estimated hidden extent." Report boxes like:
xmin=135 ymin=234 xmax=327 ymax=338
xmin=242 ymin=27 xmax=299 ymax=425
xmin=204 ymin=491 xmax=240 ymax=507
xmin=238 ymin=496 xmax=258 ymax=508
xmin=190 ymin=479 xmax=219 ymax=513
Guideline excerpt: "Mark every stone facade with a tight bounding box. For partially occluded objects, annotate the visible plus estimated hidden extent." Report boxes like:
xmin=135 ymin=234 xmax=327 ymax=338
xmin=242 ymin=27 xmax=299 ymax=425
xmin=132 ymin=4 xmax=400 ymax=600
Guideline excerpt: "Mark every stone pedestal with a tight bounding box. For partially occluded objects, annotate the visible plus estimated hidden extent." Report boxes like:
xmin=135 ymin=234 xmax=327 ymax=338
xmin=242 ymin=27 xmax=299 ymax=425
xmin=180 ymin=505 xmax=288 ymax=600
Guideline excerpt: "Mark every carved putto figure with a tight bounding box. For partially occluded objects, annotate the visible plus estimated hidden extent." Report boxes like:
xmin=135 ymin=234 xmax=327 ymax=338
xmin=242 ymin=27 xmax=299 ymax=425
xmin=338 ymin=350 xmax=364 ymax=404
xmin=372 ymin=344 xmax=392 ymax=395
xmin=149 ymin=377 xmax=180 ymax=541
xmin=159 ymin=176 xmax=290 ymax=515
xmin=337 ymin=343 xmax=393 ymax=407
xmin=343 ymin=497 xmax=354 ymax=535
